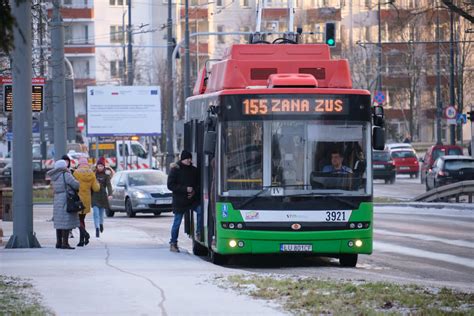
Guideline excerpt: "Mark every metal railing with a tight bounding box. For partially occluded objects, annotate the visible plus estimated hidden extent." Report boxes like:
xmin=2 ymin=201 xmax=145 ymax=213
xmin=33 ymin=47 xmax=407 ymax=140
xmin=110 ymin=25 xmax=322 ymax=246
xmin=413 ymin=180 xmax=474 ymax=203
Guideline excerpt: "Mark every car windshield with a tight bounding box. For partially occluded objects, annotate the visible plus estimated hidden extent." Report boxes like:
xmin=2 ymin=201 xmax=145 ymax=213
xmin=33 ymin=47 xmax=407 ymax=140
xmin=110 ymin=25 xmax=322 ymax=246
xmin=433 ymin=148 xmax=462 ymax=161
xmin=221 ymin=120 xmax=371 ymax=196
xmin=373 ymin=151 xmax=390 ymax=161
xmin=127 ymin=172 xmax=166 ymax=186
xmin=391 ymin=151 xmax=416 ymax=159
xmin=131 ymin=144 xmax=148 ymax=159
xmin=444 ymin=160 xmax=474 ymax=171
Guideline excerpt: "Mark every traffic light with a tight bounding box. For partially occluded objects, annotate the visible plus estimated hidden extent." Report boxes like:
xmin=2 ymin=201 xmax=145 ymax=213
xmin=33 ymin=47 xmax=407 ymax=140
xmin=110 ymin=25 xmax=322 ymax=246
xmin=467 ymin=110 xmax=474 ymax=121
xmin=325 ymin=22 xmax=336 ymax=47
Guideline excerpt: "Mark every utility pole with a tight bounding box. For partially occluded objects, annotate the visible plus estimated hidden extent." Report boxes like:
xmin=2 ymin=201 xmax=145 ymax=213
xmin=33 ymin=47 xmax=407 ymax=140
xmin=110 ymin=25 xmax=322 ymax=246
xmin=39 ymin=0 xmax=47 ymax=160
xmin=436 ymin=4 xmax=443 ymax=145
xmin=377 ymin=0 xmax=382 ymax=92
xmin=127 ymin=0 xmax=133 ymax=85
xmin=166 ymin=0 xmax=174 ymax=171
xmin=184 ymin=0 xmax=191 ymax=99
xmin=122 ymin=10 xmax=127 ymax=85
xmin=6 ymin=0 xmax=41 ymax=248
xmin=51 ymin=0 xmax=67 ymax=159
xmin=449 ymin=10 xmax=456 ymax=145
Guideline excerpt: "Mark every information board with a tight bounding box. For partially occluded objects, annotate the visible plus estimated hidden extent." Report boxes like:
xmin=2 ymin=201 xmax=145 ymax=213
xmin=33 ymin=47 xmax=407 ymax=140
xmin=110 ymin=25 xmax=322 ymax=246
xmin=1 ymin=77 xmax=45 ymax=112
xmin=86 ymin=86 xmax=161 ymax=136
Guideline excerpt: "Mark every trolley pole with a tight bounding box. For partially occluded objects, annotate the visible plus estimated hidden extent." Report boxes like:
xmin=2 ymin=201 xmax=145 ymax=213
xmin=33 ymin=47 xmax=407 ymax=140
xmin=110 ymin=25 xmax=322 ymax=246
xmin=6 ymin=0 xmax=41 ymax=248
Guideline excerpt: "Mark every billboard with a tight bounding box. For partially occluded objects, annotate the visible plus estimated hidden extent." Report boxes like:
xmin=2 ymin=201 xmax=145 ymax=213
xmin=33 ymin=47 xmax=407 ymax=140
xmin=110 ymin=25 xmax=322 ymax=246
xmin=86 ymin=86 xmax=161 ymax=136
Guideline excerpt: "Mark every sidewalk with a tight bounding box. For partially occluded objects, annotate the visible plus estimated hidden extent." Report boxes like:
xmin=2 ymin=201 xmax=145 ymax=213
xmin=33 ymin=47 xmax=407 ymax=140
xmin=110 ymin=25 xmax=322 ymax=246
xmin=0 ymin=205 xmax=285 ymax=316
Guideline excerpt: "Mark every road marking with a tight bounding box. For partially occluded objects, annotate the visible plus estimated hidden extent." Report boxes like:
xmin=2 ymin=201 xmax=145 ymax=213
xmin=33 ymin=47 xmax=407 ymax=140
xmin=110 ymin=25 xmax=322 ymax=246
xmin=374 ymin=241 xmax=474 ymax=269
xmin=375 ymin=229 xmax=474 ymax=249
xmin=375 ymin=207 xmax=474 ymax=219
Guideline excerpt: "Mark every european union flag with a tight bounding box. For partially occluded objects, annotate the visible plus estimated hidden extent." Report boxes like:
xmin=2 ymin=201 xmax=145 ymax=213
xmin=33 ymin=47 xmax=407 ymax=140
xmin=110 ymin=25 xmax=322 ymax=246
xmin=151 ymin=90 xmax=158 ymax=95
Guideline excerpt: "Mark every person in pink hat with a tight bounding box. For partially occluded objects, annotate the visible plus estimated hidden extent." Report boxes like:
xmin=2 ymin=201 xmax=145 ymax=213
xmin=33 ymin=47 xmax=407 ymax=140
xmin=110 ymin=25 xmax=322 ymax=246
xmin=73 ymin=157 xmax=100 ymax=246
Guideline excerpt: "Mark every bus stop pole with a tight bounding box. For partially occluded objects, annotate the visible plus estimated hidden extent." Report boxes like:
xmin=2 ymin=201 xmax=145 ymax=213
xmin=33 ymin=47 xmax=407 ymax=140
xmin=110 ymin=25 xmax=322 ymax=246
xmin=95 ymin=138 xmax=99 ymax=162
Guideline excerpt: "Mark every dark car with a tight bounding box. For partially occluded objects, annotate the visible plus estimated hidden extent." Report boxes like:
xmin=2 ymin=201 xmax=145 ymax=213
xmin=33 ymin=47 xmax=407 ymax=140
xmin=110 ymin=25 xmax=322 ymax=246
xmin=425 ymin=156 xmax=474 ymax=191
xmin=420 ymin=144 xmax=463 ymax=184
xmin=108 ymin=169 xmax=173 ymax=217
xmin=372 ymin=150 xmax=396 ymax=184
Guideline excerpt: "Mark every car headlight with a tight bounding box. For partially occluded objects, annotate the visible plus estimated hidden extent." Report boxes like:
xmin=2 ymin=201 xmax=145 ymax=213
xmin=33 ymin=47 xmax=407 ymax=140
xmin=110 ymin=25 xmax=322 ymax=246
xmin=132 ymin=191 xmax=148 ymax=199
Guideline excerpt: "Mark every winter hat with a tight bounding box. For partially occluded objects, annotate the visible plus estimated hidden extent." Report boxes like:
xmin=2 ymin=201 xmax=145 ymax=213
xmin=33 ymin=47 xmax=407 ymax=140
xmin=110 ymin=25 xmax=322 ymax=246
xmin=54 ymin=159 xmax=67 ymax=169
xmin=78 ymin=157 xmax=89 ymax=167
xmin=61 ymin=154 xmax=71 ymax=162
xmin=180 ymin=150 xmax=192 ymax=161
xmin=97 ymin=157 xmax=106 ymax=166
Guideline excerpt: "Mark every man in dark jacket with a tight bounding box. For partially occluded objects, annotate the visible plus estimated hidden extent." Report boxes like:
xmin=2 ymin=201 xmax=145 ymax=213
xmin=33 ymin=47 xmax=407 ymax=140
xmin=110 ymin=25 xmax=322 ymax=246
xmin=167 ymin=150 xmax=201 ymax=252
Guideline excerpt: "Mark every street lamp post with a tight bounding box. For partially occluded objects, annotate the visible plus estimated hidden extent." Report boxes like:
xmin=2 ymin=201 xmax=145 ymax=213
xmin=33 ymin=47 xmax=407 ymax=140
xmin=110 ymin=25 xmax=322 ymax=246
xmin=436 ymin=3 xmax=443 ymax=145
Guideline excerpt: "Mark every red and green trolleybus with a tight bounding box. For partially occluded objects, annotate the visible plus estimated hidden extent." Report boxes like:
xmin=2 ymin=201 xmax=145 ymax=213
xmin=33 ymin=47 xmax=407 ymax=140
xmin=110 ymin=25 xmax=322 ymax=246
xmin=183 ymin=43 xmax=385 ymax=266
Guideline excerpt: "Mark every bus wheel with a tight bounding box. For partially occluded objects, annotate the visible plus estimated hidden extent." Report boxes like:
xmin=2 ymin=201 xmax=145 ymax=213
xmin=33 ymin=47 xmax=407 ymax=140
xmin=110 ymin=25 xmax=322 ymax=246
xmin=192 ymin=239 xmax=208 ymax=256
xmin=125 ymin=199 xmax=136 ymax=218
xmin=153 ymin=212 xmax=161 ymax=216
xmin=339 ymin=254 xmax=358 ymax=267
xmin=209 ymin=250 xmax=228 ymax=265
xmin=106 ymin=209 xmax=115 ymax=217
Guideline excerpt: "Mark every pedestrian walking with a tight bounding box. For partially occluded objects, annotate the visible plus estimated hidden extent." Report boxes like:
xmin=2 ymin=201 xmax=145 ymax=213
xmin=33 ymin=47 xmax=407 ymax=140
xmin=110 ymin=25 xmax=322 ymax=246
xmin=92 ymin=157 xmax=113 ymax=238
xmin=167 ymin=150 xmax=201 ymax=252
xmin=73 ymin=157 xmax=100 ymax=246
xmin=47 ymin=159 xmax=80 ymax=250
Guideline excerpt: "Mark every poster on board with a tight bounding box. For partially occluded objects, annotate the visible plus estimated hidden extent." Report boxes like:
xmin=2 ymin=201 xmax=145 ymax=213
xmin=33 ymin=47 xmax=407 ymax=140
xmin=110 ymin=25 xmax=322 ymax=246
xmin=86 ymin=86 xmax=161 ymax=136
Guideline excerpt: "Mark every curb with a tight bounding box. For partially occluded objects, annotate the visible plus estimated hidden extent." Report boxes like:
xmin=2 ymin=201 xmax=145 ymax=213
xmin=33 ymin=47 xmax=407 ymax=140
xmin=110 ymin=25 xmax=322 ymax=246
xmin=375 ymin=202 xmax=473 ymax=210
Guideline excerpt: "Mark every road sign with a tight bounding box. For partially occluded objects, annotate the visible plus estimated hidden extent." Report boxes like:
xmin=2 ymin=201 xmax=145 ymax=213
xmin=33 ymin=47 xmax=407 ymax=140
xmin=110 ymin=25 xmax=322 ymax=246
xmin=456 ymin=113 xmax=467 ymax=125
xmin=374 ymin=91 xmax=385 ymax=104
xmin=77 ymin=118 xmax=85 ymax=132
xmin=444 ymin=106 xmax=457 ymax=119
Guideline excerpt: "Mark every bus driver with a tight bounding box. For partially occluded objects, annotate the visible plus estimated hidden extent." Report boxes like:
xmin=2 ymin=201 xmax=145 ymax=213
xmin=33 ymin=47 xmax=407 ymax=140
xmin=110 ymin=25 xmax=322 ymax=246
xmin=322 ymin=150 xmax=353 ymax=174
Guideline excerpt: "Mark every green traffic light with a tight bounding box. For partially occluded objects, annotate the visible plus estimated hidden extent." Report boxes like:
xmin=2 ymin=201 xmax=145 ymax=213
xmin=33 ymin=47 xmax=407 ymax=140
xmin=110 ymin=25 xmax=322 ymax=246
xmin=327 ymin=39 xmax=335 ymax=46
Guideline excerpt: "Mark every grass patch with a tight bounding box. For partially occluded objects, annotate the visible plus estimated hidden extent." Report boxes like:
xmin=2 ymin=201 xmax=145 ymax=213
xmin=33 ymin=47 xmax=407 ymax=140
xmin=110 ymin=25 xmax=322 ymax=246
xmin=33 ymin=188 xmax=53 ymax=204
xmin=0 ymin=275 xmax=53 ymax=315
xmin=227 ymin=275 xmax=474 ymax=315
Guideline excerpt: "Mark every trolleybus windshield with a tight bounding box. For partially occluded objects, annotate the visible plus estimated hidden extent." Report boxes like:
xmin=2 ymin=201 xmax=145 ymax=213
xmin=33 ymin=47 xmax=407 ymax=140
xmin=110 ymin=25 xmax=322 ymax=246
xmin=220 ymin=120 xmax=371 ymax=197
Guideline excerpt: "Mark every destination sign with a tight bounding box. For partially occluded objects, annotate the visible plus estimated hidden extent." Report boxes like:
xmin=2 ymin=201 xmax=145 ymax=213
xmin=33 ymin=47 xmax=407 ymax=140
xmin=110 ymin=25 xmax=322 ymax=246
xmin=1 ymin=77 xmax=45 ymax=112
xmin=242 ymin=97 xmax=348 ymax=115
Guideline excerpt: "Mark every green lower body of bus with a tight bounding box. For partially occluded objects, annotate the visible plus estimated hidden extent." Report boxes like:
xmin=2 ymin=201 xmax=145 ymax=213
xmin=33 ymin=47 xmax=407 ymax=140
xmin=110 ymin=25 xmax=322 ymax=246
xmin=211 ymin=202 xmax=373 ymax=256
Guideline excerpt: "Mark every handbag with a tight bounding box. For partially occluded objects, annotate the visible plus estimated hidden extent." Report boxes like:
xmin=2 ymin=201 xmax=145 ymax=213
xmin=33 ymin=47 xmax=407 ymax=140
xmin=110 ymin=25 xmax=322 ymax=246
xmin=63 ymin=173 xmax=85 ymax=213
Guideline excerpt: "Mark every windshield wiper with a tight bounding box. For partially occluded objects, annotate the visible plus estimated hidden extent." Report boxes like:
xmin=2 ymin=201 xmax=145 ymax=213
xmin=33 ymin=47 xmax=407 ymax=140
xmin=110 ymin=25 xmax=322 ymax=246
xmin=236 ymin=184 xmax=309 ymax=209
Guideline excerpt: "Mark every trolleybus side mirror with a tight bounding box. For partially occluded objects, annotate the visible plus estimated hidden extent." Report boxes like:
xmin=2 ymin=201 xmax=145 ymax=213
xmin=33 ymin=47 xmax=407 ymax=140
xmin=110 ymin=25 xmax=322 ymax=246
xmin=204 ymin=131 xmax=217 ymax=155
xmin=372 ymin=126 xmax=385 ymax=150
xmin=372 ymin=105 xmax=384 ymax=127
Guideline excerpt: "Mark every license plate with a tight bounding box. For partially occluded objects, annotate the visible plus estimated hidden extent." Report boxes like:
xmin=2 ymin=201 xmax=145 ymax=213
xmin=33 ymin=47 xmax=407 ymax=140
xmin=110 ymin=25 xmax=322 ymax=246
xmin=280 ymin=244 xmax=312 ymax=252
xmin=156 ymin=198 xmax=172 ymax=205
xmin=373 ymin=164 xmax=385 ymax=169
xmin=399 ymin=166 xmax=410 ymax=170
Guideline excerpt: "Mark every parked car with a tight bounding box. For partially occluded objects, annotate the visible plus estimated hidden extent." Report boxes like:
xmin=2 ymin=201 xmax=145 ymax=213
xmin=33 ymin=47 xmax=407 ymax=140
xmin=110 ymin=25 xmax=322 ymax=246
xmin=372 ymin=150 xmax=396 ymax=184
xmin=420 ymin=144 xmax=464 ymax=184
xmin=385 ymin=143 xmax=415 ymax=152
xmin=425 ymin=156 xmax=474 ymax=191
xmin=390 ymin=149 xmax=419 ymax=178
xmin=108 ymin=169 xmax=172 ymax=217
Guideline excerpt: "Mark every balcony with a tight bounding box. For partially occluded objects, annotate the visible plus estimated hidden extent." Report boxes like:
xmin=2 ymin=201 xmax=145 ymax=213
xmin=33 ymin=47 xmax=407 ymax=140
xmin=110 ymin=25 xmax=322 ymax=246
xmin=262 ymin=8 xmax=288 ymax=20
xmin=75 ymin=78 xmax=96 ymax=90
xmin=180 ymin=7 xmax=208 ymax=20
xmin=306 ymin=7 xmax=341 ymax=23
xmin=64 ymin=45 xmax=95 ymax=55
xmin=47 ymin=8 xmax=94 ymax=20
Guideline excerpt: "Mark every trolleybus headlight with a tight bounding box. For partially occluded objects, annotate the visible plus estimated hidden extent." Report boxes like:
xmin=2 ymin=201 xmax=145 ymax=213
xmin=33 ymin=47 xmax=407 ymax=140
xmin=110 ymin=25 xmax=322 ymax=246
xmin=355 ymin=240 xmax=363 ymax=247
xmin=349 ymin=223 xmax=355 ymax=229
xmin=229 ymin=223 xmax=235 ymax=229
xmin=348 ymin=241 xmax=354 ymax=247
xmin=357 ymin=223 xmax=363 ymax=229
xmin=229 ymin=240 xmax=237 ymax=248
xmin=237 ymin=223 xmax=243 ymax=229
xmin=237 ymin=241 xmax=245 ymax=248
